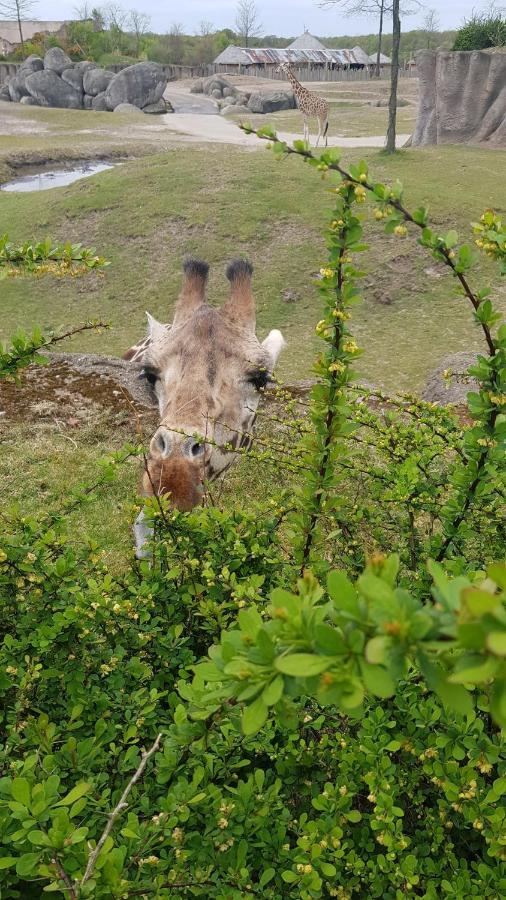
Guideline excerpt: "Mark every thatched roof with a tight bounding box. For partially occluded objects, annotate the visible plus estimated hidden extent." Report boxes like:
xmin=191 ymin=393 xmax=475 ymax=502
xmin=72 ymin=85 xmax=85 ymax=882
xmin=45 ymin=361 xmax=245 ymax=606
xmin=288 ymin=31 xmax=327 ymax=50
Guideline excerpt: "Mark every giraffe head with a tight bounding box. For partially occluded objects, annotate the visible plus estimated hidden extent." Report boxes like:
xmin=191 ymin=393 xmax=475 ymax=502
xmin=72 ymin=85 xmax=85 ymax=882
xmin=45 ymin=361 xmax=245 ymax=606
xmin=276 ymin=61 xmax=292 ymax=77
xmin=124 ymin=257 xmax=285 ymax=517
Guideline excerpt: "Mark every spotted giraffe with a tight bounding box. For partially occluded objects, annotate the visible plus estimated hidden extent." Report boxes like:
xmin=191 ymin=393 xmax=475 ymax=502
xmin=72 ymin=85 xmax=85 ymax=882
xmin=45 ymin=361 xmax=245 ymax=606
xmin=276 ymin=62 xmax=329 ymax=148
xmin=123 ymin=258 xmax=285 ymax=556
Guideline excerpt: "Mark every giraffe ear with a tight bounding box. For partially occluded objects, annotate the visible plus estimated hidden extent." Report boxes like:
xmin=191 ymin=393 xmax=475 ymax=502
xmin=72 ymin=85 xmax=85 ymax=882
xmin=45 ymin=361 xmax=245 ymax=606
xmin=146 ymin=312 xmax=168 ymax=343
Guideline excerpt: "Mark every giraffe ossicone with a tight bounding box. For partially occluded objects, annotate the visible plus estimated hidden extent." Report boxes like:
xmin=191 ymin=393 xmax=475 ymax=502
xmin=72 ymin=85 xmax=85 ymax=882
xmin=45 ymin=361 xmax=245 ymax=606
xmin=276 ymin=62 xmax=329 ymax=148
xmin=123 ymin=257 xmax=286 ymax=557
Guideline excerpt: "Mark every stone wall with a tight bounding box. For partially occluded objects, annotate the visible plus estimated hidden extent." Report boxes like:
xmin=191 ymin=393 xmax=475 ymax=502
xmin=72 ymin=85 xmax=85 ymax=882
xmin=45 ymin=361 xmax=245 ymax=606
xmin=412 ymin=48 xmax=506 ymax=147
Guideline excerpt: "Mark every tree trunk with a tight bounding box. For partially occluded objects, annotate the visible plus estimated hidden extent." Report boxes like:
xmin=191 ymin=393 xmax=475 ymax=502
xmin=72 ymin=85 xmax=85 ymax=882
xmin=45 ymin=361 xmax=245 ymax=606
xmin=385 ymin=0 xmax=401 ymax=153
xmin=16 ymin=4 xmax=25 ymax=58
xmin=376 ymin=0 xmax=384 ymax=78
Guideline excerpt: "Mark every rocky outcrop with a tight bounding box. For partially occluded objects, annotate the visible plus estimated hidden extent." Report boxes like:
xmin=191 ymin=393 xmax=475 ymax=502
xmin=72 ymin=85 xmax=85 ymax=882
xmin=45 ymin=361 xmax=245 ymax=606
xmin=412 ymin=49 xmax=506 ymax=147
xmin=421 ymin=352 xmax=479 ymax=405
xmin=247 ymin=90 xmax=296 ymax=113
xmin=25 ymin=69 xmax=83 ymax=109
xmin=1 ymin=57 xmax=169 ymax=115
xmin=83 ymin=67 xmax=114 ymax=96
xmin=104 ymin=61 xmax=167 ymax=110
xmin=44 ymin=47 xmax=73 ymax=75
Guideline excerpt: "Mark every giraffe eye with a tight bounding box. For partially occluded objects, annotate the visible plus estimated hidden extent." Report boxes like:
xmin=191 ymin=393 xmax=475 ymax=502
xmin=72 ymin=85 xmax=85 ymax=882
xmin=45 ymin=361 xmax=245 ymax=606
xmin=140 ymin=368 xmax=159 ymax=386
xmin=247 ymin=369 xmax=270 ymax=391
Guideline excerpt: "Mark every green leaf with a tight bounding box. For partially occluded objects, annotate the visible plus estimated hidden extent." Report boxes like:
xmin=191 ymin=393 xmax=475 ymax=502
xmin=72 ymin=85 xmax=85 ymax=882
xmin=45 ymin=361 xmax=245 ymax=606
xmin=281 ymin=870 xmax=298 ymax=883
xmin=358 ymin=572 xmax=394 ymax=604
xmin=449 ymin=656 xmax=499 ymax=684
xmin=275 ymin=654 xmax=333 ymax=677
xmin=259 ymin=868 xmax=276 ymax=888
xmin=360 ymin=661 xmax=395 ymax=698
xmin=327 ymin=570 xmax=359 ymax=616
xmin=320 ymin=862 xmax=337 ymax=876
xmin=444 ymin=229 xmax=458 ymax=249
xmin=11 ymin=778 xmax=30 ymax=807
xmin=434 ymin=680 xmax=474 ymax=717
xmin=462 ymin=588 xmax=501 ymax=617
xmin=55 ymin=782 xmax=91 ymax=807
xmin=486 ymin=632 xmax=506 ymax=657
xmin=16 ymin=853 xmax=39 ymax=877
xmin=315 ymin=623 xmax=346 ymax=655
xmin=262 ymin=675 xmax=284 ymax=706
xmin=242 ymin=697 xmax=268 ymax=736
xmin=345 ymin=810 xmax=362 ymax=822
xmin=365 ymin=635 xmax=390 ymax=665
xmin=0 ymin=857 xmax=16 ymax=870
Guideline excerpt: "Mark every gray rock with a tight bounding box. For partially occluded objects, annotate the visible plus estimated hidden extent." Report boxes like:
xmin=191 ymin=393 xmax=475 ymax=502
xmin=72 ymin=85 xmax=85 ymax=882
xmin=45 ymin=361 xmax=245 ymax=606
xmin=25 ymin=70 xmax=83 ymax=109
xmin=19 ymin=54 xmax=44 ymax=75
xmin=222 ymin=86 xmax=234 ymax=97
xmin=421 ymin=352 xmax=479 ymax=405
xmin=20 ymin=95 xmax=41 ymax=105
xmin=0 ymin=84 xmax=11 ymax=101
xmin=61 ymin=67 xmax=84 ymax=92
xmin=83 ymin=93 xmax=93 ymax=108
xmin=91 ymin=91 xmax=109 ymax=110
xmin=8 ymin=74 xmax=29 ymax=102
xmin=190 ymin=78 xmax=203 ymax=93
xmin=247 ymin=90 xmax=296 ymax=114
xmin=413 ymin=49 xmax=506 ymax=147
xmin=104 ymin=61 xmax=168 ymax=110
xmin=113 ymin=102 xmax=143 ymax=114
xmin=211 ymin=89 xmax=222 ymax=99
xmin=222 ymin=103 xmax=250 ymax=116
xmin=44 ymin=47 xmax=73 ymax=75
xmin=83 ymin=67 xmax=114 ymax=96
xmin=142 ymin=98 xmax=168 ymax=114
xmin=201 ymin=75 xmax=234 ymax=97
xmin=74 ymin=60 xmax=98 ymax=72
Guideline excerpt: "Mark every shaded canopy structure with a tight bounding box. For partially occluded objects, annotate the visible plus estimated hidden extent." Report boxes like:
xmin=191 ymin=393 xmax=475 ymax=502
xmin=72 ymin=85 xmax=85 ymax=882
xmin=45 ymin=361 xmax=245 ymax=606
xmin=412 ymin=49 xmax=506 ymax=147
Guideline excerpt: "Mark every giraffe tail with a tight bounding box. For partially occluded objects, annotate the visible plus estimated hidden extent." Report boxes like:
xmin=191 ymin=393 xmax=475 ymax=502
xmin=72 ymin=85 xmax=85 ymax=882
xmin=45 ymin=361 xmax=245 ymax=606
xmin=324 ymin=119 xmax=329 ymax=148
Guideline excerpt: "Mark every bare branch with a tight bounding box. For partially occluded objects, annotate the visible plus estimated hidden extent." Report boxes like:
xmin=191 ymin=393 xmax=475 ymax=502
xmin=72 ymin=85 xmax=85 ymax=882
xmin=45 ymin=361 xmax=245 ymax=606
xmin=81 ymin=734 xmax=162 ymax=887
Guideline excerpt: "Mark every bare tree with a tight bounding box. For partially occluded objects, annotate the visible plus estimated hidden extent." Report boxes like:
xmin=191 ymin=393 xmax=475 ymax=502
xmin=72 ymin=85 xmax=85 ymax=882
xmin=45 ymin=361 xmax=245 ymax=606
xmin=73 ymin=1 xmax=91 ymax=18
xmin=166 ymin=21 xmax=184 ymax=63
xmin=199 ymin=19 xmax=214 ymax=37
xmin=423 ymin=9 xmax=440 ymax=48
xmin=320 ymin=0 xmax=416 ymax=76
xmin=0 ymin=0 xmax=36 ymax=56
xmin=103 ymin=2 xmax=127 ymax=31
xmin=385 ymin=0 xmax=400 ymax=152
xmin=128 ymin=8 xmax=150 ymax=56
xmin=235 ymin=0 xmax=262 ymax=47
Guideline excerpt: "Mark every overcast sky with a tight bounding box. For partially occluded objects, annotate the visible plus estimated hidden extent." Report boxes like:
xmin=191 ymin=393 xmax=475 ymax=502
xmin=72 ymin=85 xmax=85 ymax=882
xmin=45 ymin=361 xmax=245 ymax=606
xmin=30 ymin=0 xmax=491 ymax=37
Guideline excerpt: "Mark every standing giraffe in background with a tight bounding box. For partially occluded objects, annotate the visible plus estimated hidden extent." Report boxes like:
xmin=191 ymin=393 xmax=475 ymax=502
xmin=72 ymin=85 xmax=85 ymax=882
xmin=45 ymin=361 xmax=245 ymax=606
xmin=276 ymin=62 xmax=329 ymax=147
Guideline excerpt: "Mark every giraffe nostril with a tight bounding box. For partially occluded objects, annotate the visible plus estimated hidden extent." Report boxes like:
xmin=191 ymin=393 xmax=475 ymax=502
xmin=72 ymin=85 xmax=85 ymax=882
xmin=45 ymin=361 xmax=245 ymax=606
xmin=153 ymin=429 xmax=171 ymax=457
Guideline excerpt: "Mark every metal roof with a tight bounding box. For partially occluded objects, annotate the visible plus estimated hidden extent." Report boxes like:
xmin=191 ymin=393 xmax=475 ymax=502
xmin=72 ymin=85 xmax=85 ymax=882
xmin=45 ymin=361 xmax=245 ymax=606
xmin=214 ymin=45 xmax=369 ymax=66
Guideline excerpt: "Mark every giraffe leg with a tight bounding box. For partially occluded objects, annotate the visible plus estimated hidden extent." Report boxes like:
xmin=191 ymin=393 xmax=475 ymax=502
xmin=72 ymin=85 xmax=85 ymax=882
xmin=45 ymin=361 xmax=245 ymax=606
xmin=315 ymin=118 xmax=321 ymax=148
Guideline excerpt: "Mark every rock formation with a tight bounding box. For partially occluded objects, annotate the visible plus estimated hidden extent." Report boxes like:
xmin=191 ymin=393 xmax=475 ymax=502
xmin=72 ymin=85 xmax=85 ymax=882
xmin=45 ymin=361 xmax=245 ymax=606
xmin=412 ymin=49 xmax=506 ymax=147
xmin=0 ymin=53 xmax=171 ymax=115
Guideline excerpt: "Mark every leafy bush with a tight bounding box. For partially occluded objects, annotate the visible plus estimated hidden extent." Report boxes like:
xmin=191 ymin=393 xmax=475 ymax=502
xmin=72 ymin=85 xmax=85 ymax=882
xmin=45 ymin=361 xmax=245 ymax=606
xmin=453 ymin=13 xmax=506 ymax=50
xmin=0 ymin=143 xmax=505 ymax=896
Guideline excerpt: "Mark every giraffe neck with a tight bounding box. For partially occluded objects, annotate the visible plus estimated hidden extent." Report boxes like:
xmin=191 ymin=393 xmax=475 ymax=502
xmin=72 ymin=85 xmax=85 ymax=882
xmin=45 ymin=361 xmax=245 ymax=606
xmin=286 ymin=68 xmax=303 ymax=96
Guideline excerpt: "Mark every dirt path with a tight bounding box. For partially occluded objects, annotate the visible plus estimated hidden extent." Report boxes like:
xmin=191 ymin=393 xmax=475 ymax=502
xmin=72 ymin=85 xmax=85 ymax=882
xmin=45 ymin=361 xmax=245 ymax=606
xmin=161 ymin=111 xmax=411 ymax=149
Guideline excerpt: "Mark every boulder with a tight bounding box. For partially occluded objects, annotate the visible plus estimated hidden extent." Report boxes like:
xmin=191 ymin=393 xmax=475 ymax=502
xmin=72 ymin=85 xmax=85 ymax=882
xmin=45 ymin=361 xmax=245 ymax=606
xmin=413 ymin=49 xmax=506 ymax=147
xmin=201 ymin=75 xmax=235 ymax=97
xmin=0 ymin=84 xmax=11 ymax=101
xmin=113 ymin=102 xmax=143 ymax=114
xmin=61 ymin=67 xmax=84 ymax=92
xmin=74 ymin=60 xmax=98 ymax=72
xmin=83 ymin=67 xmax=114 ymax=96
xmin=44 ymin=47 xmax=73 ymax=75
xmin=104 ymin=61 xmax=168 ymax=110
xmin=247 ymin=90 xmax=296 ymax=114
xmin=142 ymin=98 xmax=169 ymax=114
xmin=20 ymin=95 xmax=40 ymax=105
xmin=222 ymin=103 xmax=250 ymax=116
xmin=211 ymin=89 xmax=222 ymax=99
xmin=190 ymin=78 xmax=203 ymax=93
xmin=222 ymin=86 xmax=234 ymax=97
xmin=25 ymin=70 xmax=83 ymax=109
xmin=8 ymin=74 xmax=29 ymax=102
xmin=19 ymin=54 xmax=44 ymax=75
xmin=83 ymin=94 xmax=93 ymax=108
xmin=91 ymin=91 xmax=109 ymax=110
xmin=421 ymin=352 xmax=479 ymax=406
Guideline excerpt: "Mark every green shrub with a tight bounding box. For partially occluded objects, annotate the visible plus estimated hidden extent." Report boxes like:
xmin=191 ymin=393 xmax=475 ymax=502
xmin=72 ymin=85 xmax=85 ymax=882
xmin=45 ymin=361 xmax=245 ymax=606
xmin=453 ymin=13 xmax=506 ymax=50
xmin=0 ymin=143 xmax=505 ymax=897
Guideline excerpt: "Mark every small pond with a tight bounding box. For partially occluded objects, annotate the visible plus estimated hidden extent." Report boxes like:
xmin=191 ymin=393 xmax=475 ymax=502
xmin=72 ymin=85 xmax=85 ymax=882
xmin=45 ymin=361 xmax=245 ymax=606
xmin=1 ymin=160 xmax=117 ymax=192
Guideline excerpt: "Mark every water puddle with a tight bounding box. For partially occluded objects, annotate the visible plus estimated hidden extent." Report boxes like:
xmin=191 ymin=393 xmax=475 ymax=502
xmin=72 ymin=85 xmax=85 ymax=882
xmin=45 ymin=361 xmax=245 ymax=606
xmin=1 ymin=160 xmax=116 ymax=192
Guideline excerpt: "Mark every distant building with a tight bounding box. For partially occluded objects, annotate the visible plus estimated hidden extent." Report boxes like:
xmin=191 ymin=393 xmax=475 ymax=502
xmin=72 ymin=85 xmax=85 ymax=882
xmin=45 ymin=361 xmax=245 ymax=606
xmin=368 ymin=52 xmax=392 ymax=67
xmin=0 ymin=20 xmax=69 ymax=56
xmin=213 ymin=31 xmax=369 ymax=71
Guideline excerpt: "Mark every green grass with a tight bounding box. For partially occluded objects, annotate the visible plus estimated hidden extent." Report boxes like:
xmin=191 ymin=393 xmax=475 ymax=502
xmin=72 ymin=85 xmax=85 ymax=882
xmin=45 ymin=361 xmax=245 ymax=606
xmin=230 ymin=104 xmax=418 ymax=138
xmin=1 ymin=106 xmax=505 ymax=552
xmin=1 ymin=138 xmax=503 ymax=390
